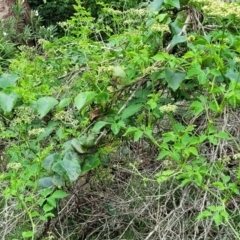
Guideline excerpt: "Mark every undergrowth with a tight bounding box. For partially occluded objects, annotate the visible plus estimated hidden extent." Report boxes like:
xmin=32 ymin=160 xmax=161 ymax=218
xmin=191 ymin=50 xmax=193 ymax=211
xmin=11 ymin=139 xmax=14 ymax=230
xmin=0 ymin=0 xmax=240 ymax=239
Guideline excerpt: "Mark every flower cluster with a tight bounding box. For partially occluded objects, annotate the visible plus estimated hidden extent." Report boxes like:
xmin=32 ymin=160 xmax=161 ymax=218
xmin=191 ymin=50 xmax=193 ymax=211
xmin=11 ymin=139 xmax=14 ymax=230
xmin=98 ymin=65 xmax=114 ymax=73
xmin=233 ymin=57 xmax=240 ymax=63
xmin=11 ymin=106 xmax=36 ymax=126
xmin=7 ymin=162 xmax=22 ymax=170
xmin=233 ymin=153 xmax=240 ymax=160
xmin=126 ymin=8 xmax=149 ymax=17
xmin=192 ymin=0 xmax=240 ymax=19
xmin=54 ymin=109 xmax=78 ymax=126
xmin=28 ymin=128 xmax=45 ymax=136
xmin=159 ymin=104 xmax=177 ymax=113
xmin=187 ymin=35 xmax=196 ymax=42
xmin=38 ymin=38 xmax=50 ymax=46
xmin=104 ymin=8 xmax=123 ymax=15
xmin=150 ymin=23 xmax=170 ymax=33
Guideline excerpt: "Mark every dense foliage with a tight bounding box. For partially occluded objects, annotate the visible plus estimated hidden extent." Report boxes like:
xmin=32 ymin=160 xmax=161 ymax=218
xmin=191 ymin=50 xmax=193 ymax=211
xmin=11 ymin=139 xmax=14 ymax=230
xmin=28 ymin=0 xmax=145 ymax=26
xmin=1 ymin=0 xmax=240 ymax=239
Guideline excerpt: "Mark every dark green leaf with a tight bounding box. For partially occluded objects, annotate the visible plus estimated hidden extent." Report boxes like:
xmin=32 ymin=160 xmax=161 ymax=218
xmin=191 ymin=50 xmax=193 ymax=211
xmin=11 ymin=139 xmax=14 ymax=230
xmin=169 ymin=35 xmax=187 ymax=50
xmin=57 ymin=98 xmax=71 ymax=111
xmin=33 ymin=97 xmax=58 ymax=118
xmin=121 ymin=104 xmax=142 ymax=119
xmin=42 ymin=153 xmax=61 ymax=171
xmin=71 ymin=138 xmax=86 ymax=154
xmin=164 ymin=0 xmax=180 ymax=8
xmin=92 ymin=121 xmax=108 ymax=133
xmin=165 ymin=69 xmax=186 ymax=91
xmin=148 ymin=0 xmax=164 ymax=11
xmin=37 ymin=121 xmax=59 ymax=141
xmin=38 ymin=177 xmax=54 ymax=189
xmin=82 ymin=155 xmax=100 ymax=172
xmin=60 ymin=159 xmax=81 ymax=182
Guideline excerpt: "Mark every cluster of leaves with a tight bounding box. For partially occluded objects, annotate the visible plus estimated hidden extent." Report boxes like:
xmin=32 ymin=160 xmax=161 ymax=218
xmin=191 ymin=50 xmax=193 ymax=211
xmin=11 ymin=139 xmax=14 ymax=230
xmin=28 ymin=0 xmax=76 ymax=27
xmin=1 ymin=0 xmax=240 ymax=238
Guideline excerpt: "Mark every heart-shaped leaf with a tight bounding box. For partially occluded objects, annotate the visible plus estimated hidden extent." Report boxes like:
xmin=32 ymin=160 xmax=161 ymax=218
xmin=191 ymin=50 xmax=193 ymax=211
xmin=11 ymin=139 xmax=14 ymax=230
xmin=60 ymin=159 xmax=81 ymax=182
xmin=0 ymin=73 xmax=19 ymax=89
xmin=169 ymin=35 xmax=187 ymax=50
xmin=165 ymin=69 xmax=186 ymax=91
xmin=148 ymin=0 xmax=164 ymax=11
xmin=57 ymin=98 xmax=71 ymax=111
xmin=164 ymin=0 xmax=180 ymax=8
xmin=33 ymin=97 xmax=58 ymax=118
xmin=0 ymin=91 xmax=18 ymax=113
xmin=42 ymin=153 xmax=61 ymax=171
xmin=74 ymin=91 xmax=96 ymax=111
xmin=113 ymin=66 xmax=126 ymax=78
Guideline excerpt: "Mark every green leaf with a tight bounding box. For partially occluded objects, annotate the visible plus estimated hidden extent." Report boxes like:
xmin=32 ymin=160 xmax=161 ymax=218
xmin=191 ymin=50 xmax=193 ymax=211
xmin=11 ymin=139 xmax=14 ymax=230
xmin=186 ymin=63 xmax=206 ymax=85
xmin=51 ymin=190 xmax=68 ymax=199
xmin=42 ymin=153 xmax=61 ymax=171
xmin=52 ymin=174 xmax=65 ymax=187
xmin=113 ymin=66 xmax=126 ymax=78
xmin=71 ymin=138 xmax=86 ymax=154
xmin=220 ymin=210 xmax=229 ymax=219
xmin=82 ymin=155 xmax=100 ymax=172
xmin=62 ymin=148 xmax=82 ymax=162
xmin=57 ymin=98 xmax=71 ymax=111
xmin=216 ymin=131 xmax=231 ymax=140
xmin=92 ymin=121 xmax=108 ymax=133
xmin=190 ymin=101 xmax=204 ymax=115
xmin=43 ymin=203 xmax=54 ymax=213
xmin=121 ymin=104 xmax=142 ymax=119
xmin=181 ymin=178 xmax=192 ymax=187
xmin=221 ymin=175 xmax=230 ymax=184
xmin=208 ymin=135 xmax=218 ymax=145
xmin=78 ymin=134 xmax=97 ymax=148
xmin=164 ymin=0 xmax=180 ymax=8
xmin=212 ymin=181 xmax=225 ymax=190
xmin=74 ymin=91 xmax=96 ymax=111
xmin=111 ymin=122 xmax=121 ymax=135
xmin=33 ymin=97 xmax=58 ymax=118
xmin=168 ymin=35 xmax=187 ymax=50
xmin=209 ymin=101 xmax=219 ymax=113
xmin=165 ymin=69 xmax=186 ymax=91
xmin=95 ymin=92 xmax=109 ymax=104
xmin=0 ymin=73 xmax=18 ymax=89
xmin=38 ymin=177 xmax=54 ymax=189
xmin=187 ymin=147 xmax=198 ymax=156
xmin=163 ymin=131 xmax=176 ymax=142
xmin=171 ymin=151 xmax=180 ymax=161
xmin=38 ymin=121 xmax=59 ymax=141
xmin=152 ymin=52 xmax=170 ymax=61
xmin=194 ymin=172 xmax=203 ymax=186
xmin=148 ymin=0 xmax=164 ymax=11
xmin=0 ymin=91 xmax=18 ymax=113
xmin=47 ymin=197 xmax=56 ymax=208
xmin=134 ymin=130 xmax=143 ymax=141
xmin=156 ymin=170 xmax=174 ymax=183
xmin=157 ymin=150 xmax=169 ymax=160
xmin=170 ymin=19 xmax=182 ymax=35
xmin=124 ymin=127 xmax=138 ymax=136
xmin=197 ymin=210 xmax=212 ymax=220
xmin=22 ymin=231 xmax=33 ymax=238
xmin=52 ymin=162 xmax=66 ymax=176
xmin=213 ymin=213 xmax=222 ymax=226
xmin=60 ymin=159 xmax=81 ymax=182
